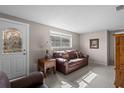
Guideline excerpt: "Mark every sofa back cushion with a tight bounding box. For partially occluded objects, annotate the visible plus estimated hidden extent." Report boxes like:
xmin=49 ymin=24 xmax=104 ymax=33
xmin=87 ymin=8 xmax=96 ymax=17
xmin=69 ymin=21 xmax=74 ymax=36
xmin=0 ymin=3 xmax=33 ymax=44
xmin=53 ymin=51 xmax=65 ymax=58
xmin=53 ymin=50 xmax=85 ymax=59
xmin=66 ymin=50 xmax=77 ymax=59
xmin=62 ymin=52 xmax=70 ymax=60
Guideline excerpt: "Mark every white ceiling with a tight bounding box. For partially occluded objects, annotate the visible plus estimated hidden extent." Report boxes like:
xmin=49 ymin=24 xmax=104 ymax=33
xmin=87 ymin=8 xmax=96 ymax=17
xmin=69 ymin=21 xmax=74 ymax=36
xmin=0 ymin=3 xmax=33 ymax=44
xmin=0 ymin=5 xmax=124 ymax=33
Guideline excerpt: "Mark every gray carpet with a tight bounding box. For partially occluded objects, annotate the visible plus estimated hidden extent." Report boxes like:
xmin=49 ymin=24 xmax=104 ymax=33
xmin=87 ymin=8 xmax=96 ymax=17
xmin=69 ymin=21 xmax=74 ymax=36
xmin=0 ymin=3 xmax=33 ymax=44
xmin=45 ymin=63 xmax=115 ymax=88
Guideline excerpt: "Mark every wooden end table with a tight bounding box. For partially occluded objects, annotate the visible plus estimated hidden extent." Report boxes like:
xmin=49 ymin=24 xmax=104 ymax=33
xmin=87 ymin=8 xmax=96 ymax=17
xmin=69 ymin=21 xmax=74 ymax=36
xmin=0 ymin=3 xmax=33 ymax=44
xmin=38 ymin=58 xmax=56 ymax=77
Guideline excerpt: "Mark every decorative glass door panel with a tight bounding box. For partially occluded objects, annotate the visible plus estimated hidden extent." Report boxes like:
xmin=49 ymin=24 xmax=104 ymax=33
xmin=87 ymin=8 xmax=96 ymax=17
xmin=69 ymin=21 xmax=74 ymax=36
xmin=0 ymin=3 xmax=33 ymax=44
xmin=3 ymin=28 xmax=22 ymax=53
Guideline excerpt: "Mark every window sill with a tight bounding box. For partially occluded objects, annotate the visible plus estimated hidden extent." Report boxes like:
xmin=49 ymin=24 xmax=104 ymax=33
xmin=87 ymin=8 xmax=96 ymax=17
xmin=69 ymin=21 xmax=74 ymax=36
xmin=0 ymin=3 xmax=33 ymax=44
xmin=52 ymin=47 xmax=72 ymax=49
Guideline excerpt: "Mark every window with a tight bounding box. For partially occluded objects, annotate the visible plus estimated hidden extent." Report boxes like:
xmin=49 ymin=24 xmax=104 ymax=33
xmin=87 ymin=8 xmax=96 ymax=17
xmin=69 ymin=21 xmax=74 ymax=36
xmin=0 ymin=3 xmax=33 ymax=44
xmin=50 ymin=31 xmax=72 ymax=48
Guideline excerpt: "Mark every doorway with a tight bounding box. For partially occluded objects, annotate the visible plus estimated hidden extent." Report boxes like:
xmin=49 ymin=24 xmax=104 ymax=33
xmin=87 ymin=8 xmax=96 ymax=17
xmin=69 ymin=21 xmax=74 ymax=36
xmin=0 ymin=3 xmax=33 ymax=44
xmin=0 ymin=18 xmax=29 ymax=79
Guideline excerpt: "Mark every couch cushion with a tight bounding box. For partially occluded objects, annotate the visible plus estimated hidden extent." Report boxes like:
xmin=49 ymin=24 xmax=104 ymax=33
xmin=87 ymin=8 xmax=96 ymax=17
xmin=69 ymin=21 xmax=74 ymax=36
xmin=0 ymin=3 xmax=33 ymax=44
xmin=66 ymin=50 xmax=77 ymax=59
xmin=62 ymin=52 xmax=69 ymax=60
xmin=53 ymin=51 xmax=65 ymax=58
xmin=69 ymin=58 xmax=83 ymax=63
xmin=69 ymin=58 xmax=84 ymax=67
xmin=0 ymin=71 xmax=10 ymax=88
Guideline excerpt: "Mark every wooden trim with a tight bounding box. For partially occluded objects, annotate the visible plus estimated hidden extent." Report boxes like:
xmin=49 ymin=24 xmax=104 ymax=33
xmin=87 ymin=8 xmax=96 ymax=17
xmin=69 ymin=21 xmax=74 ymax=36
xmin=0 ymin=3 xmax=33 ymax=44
xmin=113 ymin=34 xmax=124 ymax=37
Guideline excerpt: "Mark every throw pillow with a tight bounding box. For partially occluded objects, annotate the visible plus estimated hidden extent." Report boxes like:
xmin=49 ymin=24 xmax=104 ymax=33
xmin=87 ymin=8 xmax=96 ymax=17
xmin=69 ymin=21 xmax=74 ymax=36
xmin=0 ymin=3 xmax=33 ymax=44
xmin=62 ymin=52 xmax=69 ymax=60
xmin=75 ymin=51 xmax=79 ymax=58
xmin=78 ymin=52 xmax=84 ymax=58
xmin=67 ymin=51 xmax=77 ymax=59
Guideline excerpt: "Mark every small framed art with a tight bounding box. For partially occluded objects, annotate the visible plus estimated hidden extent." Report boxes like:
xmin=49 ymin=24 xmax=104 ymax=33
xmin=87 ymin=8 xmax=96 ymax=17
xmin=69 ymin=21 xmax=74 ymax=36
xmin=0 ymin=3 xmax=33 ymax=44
xmin=90 ymin=39 xmax=99 ymax=49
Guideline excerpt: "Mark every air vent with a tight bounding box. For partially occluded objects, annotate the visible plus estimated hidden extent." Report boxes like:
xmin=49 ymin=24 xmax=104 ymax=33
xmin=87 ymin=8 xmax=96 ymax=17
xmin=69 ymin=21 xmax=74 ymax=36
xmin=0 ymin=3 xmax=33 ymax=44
xmin=116 ymin=5 xmax=124 ymax=11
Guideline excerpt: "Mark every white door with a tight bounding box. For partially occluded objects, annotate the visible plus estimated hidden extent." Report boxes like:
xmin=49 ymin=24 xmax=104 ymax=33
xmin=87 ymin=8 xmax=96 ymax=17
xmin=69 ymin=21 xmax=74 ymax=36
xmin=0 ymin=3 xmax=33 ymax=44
xmin=0 ymin=18 xmax=29 ymax=79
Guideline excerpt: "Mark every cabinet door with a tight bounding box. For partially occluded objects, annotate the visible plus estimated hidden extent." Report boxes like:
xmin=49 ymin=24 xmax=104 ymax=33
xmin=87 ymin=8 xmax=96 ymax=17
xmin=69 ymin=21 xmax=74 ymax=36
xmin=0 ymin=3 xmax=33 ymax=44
xmin=118 ymin=36 xmax=124 ymax=87
xmin=119 ymin=70 xmax=124 ymax=87
xmin=119 ymin=37 xmax=124 ymax=66
xmin=116 ymin=37 xmax=120 ymax=69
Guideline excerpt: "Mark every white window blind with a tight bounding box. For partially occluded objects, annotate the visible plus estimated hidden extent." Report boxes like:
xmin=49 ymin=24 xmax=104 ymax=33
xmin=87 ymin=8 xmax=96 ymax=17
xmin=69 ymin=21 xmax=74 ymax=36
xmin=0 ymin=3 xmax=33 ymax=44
xmin=50 ymin=31 xmax=72 ymax=48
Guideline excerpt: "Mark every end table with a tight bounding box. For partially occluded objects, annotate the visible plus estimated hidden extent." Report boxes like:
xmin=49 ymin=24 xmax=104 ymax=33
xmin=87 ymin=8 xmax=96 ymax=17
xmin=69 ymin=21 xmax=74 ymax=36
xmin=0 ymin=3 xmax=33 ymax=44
xmin=38 ymin=58 xmax=56 ymax=77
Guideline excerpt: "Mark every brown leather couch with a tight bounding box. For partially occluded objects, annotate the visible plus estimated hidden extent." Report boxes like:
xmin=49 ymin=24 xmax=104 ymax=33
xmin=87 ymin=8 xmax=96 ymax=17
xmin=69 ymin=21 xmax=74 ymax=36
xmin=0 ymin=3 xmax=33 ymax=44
xmin=53 ymin=50 xmax=89 ymax=74
xmin=0 ymin=71 xmax=48 ymax=88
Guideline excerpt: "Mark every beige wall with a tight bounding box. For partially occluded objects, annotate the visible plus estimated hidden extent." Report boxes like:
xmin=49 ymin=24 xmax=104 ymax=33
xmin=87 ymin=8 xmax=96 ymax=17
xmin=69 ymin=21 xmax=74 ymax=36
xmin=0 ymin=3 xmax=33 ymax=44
xmin=80 ymin=31 xmax=109 ymax=65
xmin=0 ymin=13 xmax=80 ymax=72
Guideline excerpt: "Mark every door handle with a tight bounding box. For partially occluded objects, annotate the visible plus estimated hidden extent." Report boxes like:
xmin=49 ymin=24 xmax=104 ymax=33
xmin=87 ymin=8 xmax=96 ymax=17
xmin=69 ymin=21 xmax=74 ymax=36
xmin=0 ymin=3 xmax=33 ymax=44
xmin=23 ymin=53 xmax=26 ymax=55
xmin=23 ymin=49 xmax=26 ymax=55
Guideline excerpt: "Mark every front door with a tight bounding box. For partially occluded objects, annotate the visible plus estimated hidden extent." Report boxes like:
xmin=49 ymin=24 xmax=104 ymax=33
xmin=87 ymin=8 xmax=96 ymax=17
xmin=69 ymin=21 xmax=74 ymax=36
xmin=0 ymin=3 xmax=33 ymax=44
xmin=0 ymin=18 xmax=29 ymax=79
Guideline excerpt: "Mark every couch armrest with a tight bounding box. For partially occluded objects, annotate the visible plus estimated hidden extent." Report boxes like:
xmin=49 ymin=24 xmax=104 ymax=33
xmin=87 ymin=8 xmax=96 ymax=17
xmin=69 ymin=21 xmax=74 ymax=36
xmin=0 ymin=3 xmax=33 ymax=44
xmin=83 ymin=54 xmax=89 ymax=58
xmin=56 ymin=58 xmax=69 ymax=74
xmin=56 ymin=58 xmax=68 ymax=67
xmin=56 ymin=58 xmax=68 ymax=63
xmin=10 ymin=72 xmax=44 ymax=88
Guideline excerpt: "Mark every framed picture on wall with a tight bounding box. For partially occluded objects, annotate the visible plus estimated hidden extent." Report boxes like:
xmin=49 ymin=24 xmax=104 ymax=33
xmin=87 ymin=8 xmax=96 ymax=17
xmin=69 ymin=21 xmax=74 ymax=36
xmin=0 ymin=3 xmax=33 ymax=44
xmin=90 ymin=39 xmax=99 ymax=49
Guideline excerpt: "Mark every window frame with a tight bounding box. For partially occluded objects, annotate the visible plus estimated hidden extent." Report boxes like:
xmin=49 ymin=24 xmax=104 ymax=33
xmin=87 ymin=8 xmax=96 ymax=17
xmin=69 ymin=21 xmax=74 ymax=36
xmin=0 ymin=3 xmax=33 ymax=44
xmin=50 ymin=31 xmax=72 ymax=49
